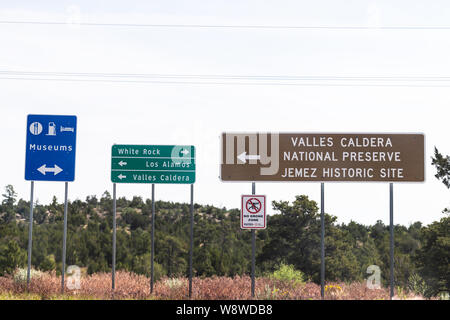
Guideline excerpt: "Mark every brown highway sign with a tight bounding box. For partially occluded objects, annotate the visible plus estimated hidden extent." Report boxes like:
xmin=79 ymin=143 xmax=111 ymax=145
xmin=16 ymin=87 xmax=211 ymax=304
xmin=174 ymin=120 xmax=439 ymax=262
xmin=220 ymin=133 xmax=425 ymax=182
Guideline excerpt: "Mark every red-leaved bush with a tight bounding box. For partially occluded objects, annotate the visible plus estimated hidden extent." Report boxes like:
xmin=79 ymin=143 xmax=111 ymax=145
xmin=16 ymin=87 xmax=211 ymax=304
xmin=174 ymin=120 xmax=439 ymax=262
xmin=0 ymin=271 xmax=426 ymax=300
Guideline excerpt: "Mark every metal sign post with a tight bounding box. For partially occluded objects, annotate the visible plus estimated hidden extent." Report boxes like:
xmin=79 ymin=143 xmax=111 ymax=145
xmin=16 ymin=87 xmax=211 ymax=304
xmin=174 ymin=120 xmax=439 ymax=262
xmin=320 ymin=182 xmax=325 ymax=299
xmin=112 ymin=183 xmax=117 ymax=290
xmin=390 ymin=183 xmax=394 ymax=299
xmin=26 ymin=181 xmax=34 ymax=289
xmin=189 ymin=184 xmax=194 ymax=298
xmin=251 ymin=182 xmax=256 ymax=298
xmin=61 ymin=182 xmax=69 ymax=293
xmin=151 ymin=184 xmax=155 ymax=293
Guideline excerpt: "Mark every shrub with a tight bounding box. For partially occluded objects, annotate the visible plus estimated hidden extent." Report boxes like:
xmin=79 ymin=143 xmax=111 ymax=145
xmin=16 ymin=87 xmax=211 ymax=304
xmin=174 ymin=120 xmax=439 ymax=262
xmin=40 ymin=255 xmax=56 ymax=272
xmin=0 ymin=241 xmax=26 ymax=276
xmin=153 ymin=263 xmax=166 ymax=282
xmin=163 ymin=278 xmax=186 ymax=290
xmin=271 ymin=263 xmax=305 ymax=285
xmin=439 ymin=291 xmax=449 ymax=300
xmin=13 ymin=268 xmax=43 ymax=285
xmin=325 ymin=284 xmax=343 ymax=298
xmin=407 ymin=273 xmax=429 ymax=296
xmin=257 ymin=284 xmax=290 ymax=300
xmin=132 ymin=254 xmax=166 ymax=281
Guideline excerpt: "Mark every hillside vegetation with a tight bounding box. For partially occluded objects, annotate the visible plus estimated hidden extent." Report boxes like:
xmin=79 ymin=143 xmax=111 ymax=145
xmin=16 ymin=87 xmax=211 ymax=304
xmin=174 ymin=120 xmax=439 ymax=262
xmin=0 ymin=185 xmax=448 ymax=298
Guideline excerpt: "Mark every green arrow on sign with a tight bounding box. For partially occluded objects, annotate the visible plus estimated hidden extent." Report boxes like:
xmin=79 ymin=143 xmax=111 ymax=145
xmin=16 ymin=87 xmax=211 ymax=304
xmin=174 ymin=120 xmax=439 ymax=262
xmin=111 ymin=145 xmax=195 ymax=184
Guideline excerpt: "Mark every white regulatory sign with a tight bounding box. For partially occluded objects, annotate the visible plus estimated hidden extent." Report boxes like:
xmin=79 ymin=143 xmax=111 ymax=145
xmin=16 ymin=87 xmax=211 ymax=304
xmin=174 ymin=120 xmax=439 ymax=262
xmin=241 ymin=195 xmax=266 ymax=229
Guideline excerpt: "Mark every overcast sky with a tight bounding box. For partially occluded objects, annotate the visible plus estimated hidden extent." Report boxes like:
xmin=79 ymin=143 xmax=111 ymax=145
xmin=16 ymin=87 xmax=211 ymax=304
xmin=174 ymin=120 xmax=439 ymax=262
xmin=1 ymin=0 xmax=449 ymax=226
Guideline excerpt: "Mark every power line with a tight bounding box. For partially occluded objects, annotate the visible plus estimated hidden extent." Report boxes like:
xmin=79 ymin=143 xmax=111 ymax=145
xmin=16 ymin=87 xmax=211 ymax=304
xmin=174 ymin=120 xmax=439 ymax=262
xmin=2 ymin=76 xmax=450 ymax=87
xmin=2 ymin=70 xmax=450 ymax=87
xmin=2 ymin=20 xmax=450 ymax=30
xmin=1 ymin=70 xmax=450 ymax=81
xmin=0 ymin=70 xmax=450 ymax=82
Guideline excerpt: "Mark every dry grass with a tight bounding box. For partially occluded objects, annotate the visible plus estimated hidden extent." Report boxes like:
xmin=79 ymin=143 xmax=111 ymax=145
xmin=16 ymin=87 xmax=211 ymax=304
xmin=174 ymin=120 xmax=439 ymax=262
xmin=0 ymin=271 xmax=427 ymax=300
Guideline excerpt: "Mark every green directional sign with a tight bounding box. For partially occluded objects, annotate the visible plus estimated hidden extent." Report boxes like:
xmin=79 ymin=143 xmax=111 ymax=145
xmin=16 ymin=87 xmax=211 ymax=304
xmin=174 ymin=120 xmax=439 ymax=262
xmin=111 ymin=145 xmax=195 ymax=184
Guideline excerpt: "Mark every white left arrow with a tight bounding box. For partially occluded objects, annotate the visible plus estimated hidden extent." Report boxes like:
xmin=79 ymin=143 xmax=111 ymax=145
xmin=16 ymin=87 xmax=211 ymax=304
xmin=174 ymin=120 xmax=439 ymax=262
xmin=118 ymin=161 xmax=127 ymax=167
xmin=37 ymin=164 xmax=63 ymax=175
xmin=118 ymin=174 xmax=127 ymax=180
xmin=237 ymin=152 xmax=261 ymax=163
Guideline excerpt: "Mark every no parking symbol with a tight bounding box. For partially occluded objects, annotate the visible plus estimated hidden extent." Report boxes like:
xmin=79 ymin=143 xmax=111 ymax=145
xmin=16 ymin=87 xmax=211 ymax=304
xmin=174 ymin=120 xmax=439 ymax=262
xmin=241 ymin=195 xmax=266 ymax=229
